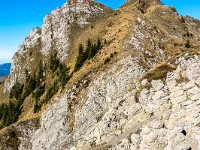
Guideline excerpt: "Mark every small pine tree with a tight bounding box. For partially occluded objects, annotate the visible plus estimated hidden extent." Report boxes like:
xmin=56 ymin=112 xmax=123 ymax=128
xmin=78 ymin=44 xmax=84 ymax=55
xmin=58 ymin=63 xmax=70 ymax=88
xmin=50 ymin=51 xmax=59 ymax=73
xmin=9 ymin=81 xmax=23 ymax=100
xmin=87 ymin=39 xmax=92 ymax=49
xmin=104 ymin=58 xmax=110 ymax=64
xmin=50 ymin=54 xmax=54 ymax=70
xmin=8 ymin=130 xmax=16 ymax=138
xmin=110 ymin=53 xmax=114 ymax=58
xmin=187 ymin=32 xmax=190 ymax=37
xmin=104 ymin=39 xmax=107 ymax=44
xmin=97 ymin=38 xmax=102 ymax=50
xmin=74 ymin=38 xmax=102 ymax=72
xmin=74 ymin=55 xmax=84 ymax=72
xmin=88 ymin=45 xmax=95 ymax=59
xmin=25 ymin=69 xmax=30 ymax=83
xmin=37 ymin=60 xmax=43 ymax=81
xmin=34 ymin=99 xmax=40 ymax=113
xmin=185 ymin=40 xmax=191 ymax=48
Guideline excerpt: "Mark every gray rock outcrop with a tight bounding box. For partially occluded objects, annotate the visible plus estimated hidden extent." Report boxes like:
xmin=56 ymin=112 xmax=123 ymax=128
xmin=15 ymin=54 xmax=200 ymax=150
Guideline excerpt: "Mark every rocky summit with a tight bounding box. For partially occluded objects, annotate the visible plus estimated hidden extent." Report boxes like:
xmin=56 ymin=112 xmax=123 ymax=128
xmin=0 ymin=0 xmax=200 ymax=149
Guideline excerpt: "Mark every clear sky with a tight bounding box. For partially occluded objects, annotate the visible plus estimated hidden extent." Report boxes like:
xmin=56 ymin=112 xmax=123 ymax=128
xmin=0 ymin=0 xmax=200 ymax=64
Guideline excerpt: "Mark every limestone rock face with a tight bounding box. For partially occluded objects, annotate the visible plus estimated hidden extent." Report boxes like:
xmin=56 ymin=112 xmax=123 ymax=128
xmin=14 ymin=54 xmax=200 ymax=150
xmin=41 ymin=0 xmax=107 ymax=60
xmin=4 ymin=27 xmax=42 ymax=92
xmin=4 ymin=0 xmax=112 ymax=92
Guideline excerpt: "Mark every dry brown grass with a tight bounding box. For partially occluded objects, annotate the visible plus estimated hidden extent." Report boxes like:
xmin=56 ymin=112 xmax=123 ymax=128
xmin=63 ymin=6 xmax=138 ymax=89
xmin=0 ymin=84 xmax=9 ymax=105
xmin=140 ymin=63 xmax=176 ymax=82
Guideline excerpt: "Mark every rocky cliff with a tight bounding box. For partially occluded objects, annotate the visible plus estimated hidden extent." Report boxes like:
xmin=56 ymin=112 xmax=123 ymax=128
xmin=4 ymin=0 xmax=113 ymax=92
xmin=1 ymin=0 xmax=200 ymax=149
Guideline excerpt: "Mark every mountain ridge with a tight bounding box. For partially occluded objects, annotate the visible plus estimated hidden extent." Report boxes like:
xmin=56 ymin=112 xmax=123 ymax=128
xmin=0 ymin=0 xmax=200 ymax=149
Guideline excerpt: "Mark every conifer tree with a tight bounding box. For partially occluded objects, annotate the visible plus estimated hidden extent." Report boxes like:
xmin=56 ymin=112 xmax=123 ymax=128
xmin=37 ymin=60 xmax=43 ymax=81
xmin=97 ymin=38 xmax=101 ymax=50
xmin=185 ymin=40 xmax=191 ymax=48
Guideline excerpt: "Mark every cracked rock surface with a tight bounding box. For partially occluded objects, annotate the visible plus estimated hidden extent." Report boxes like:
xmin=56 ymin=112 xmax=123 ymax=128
xmin=14 ymin=54 xmax=200 ymax=150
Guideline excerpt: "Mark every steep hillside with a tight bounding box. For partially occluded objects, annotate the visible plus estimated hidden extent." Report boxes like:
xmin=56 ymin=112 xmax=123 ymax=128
xmin=4 ymin=0 xmax=114 ymax=92
xmin=1 ymin=0 xmax=200 ymax=149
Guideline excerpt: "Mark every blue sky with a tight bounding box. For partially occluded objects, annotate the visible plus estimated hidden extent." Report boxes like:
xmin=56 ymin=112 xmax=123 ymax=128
xmin=0 ymin=0 xmax=200 ymax=64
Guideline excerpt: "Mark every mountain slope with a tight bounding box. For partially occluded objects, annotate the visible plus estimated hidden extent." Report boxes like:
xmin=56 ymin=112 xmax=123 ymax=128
xmin=0 ymin=63 xmax=11 ymax=76
xmin=0 ymin=0 xmax=200 ymax=149
xmin=4 ymin=0 xmax=114 ymax=92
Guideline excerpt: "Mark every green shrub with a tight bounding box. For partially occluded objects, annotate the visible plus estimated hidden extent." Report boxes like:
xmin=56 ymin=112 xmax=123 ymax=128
xmin=181 ymin=49 xmax=186 ymax=52
xmin=34 ymin=99 xmax=41 ymax=113
xmin=74 ymin=44 xmax=87 ymax=72
xmin=37 ymin=60 xmax=44 ymax=82
xmin=153 ymin=71 xmax=164 ymax=80
xmin=8 ymin=130 xmax=16 ymax=138
xmin=74 ymin=39 xmax=102 ymax=72
xmin=135 ymin=91 xmax=140 ymax=103
xmin=110 ymin=53 xmax=114 ymax=58
xmin=143 ymin=82 xmax=152 ymax=90
xmin=33 ymin=84 xmax=45 ymax=100
xmin=185 ymin=40 xmax=191 ymax=48
xmin=50 ymin=51 xmax=59 ymax=73
xmin=104 ymin=39 xmax=107 ymax=44
xmin=9 ymin=81 xmax=23 ymax=100
xmin=104 ymin=58 xmax=110 ymax=64
xmin=187 ymin=32 xmax=190 ymax=37
xmin=23 ymin=73 xmax=37 ymax=98
xmin=58 ymin=64 xmax=70 ymax=89
xmin=176 ymin=74 xmax=190 ymax=84
xmin=0 ymin=101 xmax=21 ymax=128
xmin=139 ymin=8 xmax=144 ymax=14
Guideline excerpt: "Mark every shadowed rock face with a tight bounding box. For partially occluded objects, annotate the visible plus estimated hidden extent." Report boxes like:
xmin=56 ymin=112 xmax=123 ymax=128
xmin=1 ymin=0 xmax=200 ymax=149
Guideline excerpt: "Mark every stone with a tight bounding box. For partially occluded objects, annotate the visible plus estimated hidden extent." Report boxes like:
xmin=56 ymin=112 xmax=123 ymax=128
xmin=131 ymin=134 xmax=140 ymax=145
xmin=151 ymin=80 xmax=164 ymax=91
xmin=93 ymin=127 xmax=101 ymax=137
xmin=141 ymin=79 xmax=148 ymax=86
xmin=141 ymin=126 xmax=151 ymax=135
xmin=143 ymin=132 xmax=157 ymax=143
xmin=158 ymin=128 xmax=167 ymax=137
xmin=151 ymin=120 xmax=164 ymax=129
xmin=152 ymin=91 xmax=166 ymax=102
xmin=122 ymin=138 xmax=130 ymax=144
xmin=174 ymin=133 xmax=185 ymax=143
